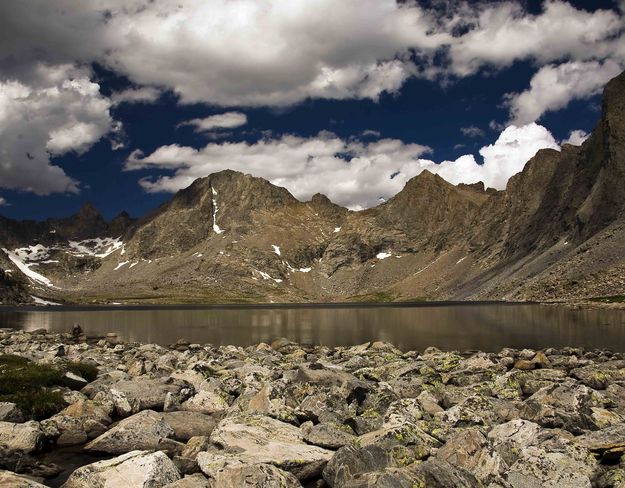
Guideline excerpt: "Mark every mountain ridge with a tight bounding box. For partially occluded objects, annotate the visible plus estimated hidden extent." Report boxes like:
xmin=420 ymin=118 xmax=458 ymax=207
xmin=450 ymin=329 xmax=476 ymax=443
xmin=2 ymin=71 xmax=625 ymax=305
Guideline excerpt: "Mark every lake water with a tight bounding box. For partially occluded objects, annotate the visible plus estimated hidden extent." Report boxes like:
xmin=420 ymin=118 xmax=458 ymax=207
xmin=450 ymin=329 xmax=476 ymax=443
xmin=2 ymin=303 xmax=625 ymax=352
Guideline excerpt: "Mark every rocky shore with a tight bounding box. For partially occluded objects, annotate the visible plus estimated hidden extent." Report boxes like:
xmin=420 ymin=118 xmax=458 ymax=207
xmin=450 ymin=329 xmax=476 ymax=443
xmin=1 ymin=329 xmax=625 ymax=487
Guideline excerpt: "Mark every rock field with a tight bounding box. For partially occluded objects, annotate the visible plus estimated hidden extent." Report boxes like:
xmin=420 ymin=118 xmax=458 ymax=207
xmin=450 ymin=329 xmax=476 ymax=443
xmin=1 ymin=328 xmax=625 ymax=487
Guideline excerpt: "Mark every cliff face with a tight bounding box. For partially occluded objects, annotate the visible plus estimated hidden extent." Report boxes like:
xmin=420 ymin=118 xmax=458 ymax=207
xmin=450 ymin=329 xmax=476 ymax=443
xmin=2 ymin=72 xmax=625 ymax=305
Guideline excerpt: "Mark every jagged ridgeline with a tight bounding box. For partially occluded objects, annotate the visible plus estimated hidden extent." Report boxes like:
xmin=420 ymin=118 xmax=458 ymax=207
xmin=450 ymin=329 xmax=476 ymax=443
xmin=2 ymin=71 xmax=625 ymax=305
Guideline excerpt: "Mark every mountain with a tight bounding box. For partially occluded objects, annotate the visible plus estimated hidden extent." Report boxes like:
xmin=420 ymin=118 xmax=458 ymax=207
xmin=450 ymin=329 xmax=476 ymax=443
xmin=2 ymin=71 xmax=625 ymax=305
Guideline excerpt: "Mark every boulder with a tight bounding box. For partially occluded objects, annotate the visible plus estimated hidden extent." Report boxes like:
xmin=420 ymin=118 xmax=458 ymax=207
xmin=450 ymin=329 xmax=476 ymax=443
xmin=86 ymin=376 xmax=193 ymax=416
xmin=301 ymin=421 xmax=356 ymax=449
xmin=0 ymin=421 xmax=44 ymax=454
xmin=161 ymin=411 xmax=218 ymax=442
xmin=571 ymin=362 xmax=625 ymax=390
xmin=60 ymin=399 xmax=112 ymax=425
xmin=575 ymin=424 xmax=625 ymax=461
xmin=208 ymin=415 xmax=334 ymax=480
xmin=415 ymin=458 xmax=480 ymax=487
xmin=436 ymin=429 xmax=506 ymax=484
xmin=162 ymin=474 xmax=211 ymax=488
xmin=322 ymin=445 xmax=392 ymax=487
xmin=0 ymin=403 xmax=23 ymax=423
xmin=505 ymin=445 xmax=594 ymax=488
xmin=520 ymin=383 xmax=596 ymax=433
xmin=84 ymin=410 xmax=174 ymax=454
xmin=62 ymin=450 xmax=180 ymax=488
xmin=180 ymin=390 xmax=227 ymax=415
xmin=0 ymin=470 xmax=48 ymax=487
xmin=41 ymin=415 xmax=89 ymax=446
xmin=296 ymin=363 xmax=368 ymax=392
xmin=198 ymin=455 xmax=301 ymax=487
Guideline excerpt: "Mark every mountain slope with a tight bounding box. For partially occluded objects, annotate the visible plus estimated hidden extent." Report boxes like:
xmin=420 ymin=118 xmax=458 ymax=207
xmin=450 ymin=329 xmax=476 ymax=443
xmin=2 ymin=71 xmax=625 ymax=305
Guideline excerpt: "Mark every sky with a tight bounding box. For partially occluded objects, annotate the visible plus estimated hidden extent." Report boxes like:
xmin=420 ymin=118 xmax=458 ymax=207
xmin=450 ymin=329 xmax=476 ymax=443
xmin=0 ymin=0 xmax=624 ymax=220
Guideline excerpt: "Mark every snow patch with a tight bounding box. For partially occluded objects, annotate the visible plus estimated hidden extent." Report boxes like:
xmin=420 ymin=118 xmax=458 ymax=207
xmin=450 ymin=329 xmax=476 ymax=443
xmin=31 ymin=296 xmax=61 ymax=306
xmin=299 ymin=267 xmax=311 ymax=273
xmin=129 ymin=261 xmax=139 ymax=268
xmin=2 ymin=248 xmax=57 ymax=288
xmin=114 ymin=261 xmax=130 ymax=270
xmin=255 ymin=269 xmax=283 ymax=283
xmin=414 ymin=253 xmax=447 ymax=276
xmin=211 ymin=187 xmax=224 ymax=234
xmin=14 ymin=244 xmax=50 ymax=262
xmin=68 ymin=237 xmax=123 ymax=258
xmin=333 ymin=227 xmax=341 ymax=233
xmin=456 ymin=257 xmax=466 ymax=264
xmin=272 ymin=245 xmax=281 ymax=256
xmin=376 ymin=252 xmax=392 ymax=260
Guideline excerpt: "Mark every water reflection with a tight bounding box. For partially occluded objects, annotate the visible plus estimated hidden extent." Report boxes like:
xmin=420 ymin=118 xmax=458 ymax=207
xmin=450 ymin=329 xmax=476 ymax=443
xmin=1 ymin=304 xmax=624 ymax=352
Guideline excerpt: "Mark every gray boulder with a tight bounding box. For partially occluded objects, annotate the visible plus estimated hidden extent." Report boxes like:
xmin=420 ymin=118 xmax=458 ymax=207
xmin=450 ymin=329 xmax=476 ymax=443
xmin=0 ymin=421 xmax=44 ymax=454
xmin=0 ymin=470 xmax=48 ymax=487
xmin=84 ymin=410 xmax=175 ymax=454
xmin=62 ymin=450 xmax=180 ymax=488
xmin=207 ymin=415 xmax=334 ymax=480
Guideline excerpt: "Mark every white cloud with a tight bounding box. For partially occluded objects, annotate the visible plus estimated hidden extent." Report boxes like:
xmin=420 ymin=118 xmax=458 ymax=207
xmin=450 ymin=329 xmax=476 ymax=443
xmin=425 ymin=123 xmax=560 ymax=190
xmin=447 ymin=1 xmax=624 ymax=77
xmin=126 ymin=134 xmax=432 ymax=209
xmin=0 ymin=1 xmax=623 ymax=113
xmin=0 ymin=63 xmax=114 ymax=195
xmin=111 ymin=87 xmax=161 ymax=105
xmin=126 ymin=122 xmax=559 ymax=207
xmin=505 ymin=60 xmax=623 ymax=125
xmin=562 ymin=129 xmax=589 ymax=146
xmin=0 ymin=197 xmax=6 ymax=206
xmin=460 ymin=126 xmax=484 ymax=138
xmin=180 ymin=112 xmax=247 ymax=132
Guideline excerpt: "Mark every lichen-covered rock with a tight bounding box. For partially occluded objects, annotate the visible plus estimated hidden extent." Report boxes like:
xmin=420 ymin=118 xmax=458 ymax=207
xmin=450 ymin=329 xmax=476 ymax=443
xmin=180 ymin=390 xmax=228 ymax=415
xmin=436 ymin=429 xmax=506 ymax=484
xmin=62 ymin=450 xmax=180 ymax=488
xmin=505 ymin=445 xmax=595 ymax=488
xmin=0 ymin=421 xmax=44 ymax=454
xmin=198 ymin=455 xmax=301 ymax=487
xmin=161 ymin=411 xmax=218 ymax=442
xmin=301 ymin=421 xmax=356 ymax=449
xmin=575 ymin=423 xmax=625 ymax=461
xmin=208 ymin=415 xmax=333 ymax=479
xmin=0 ymin=403 xmax=23 ymax=423
xmin=84 ymin=410 xmax=175 ymax=454
xmin=322 ymin=445 xmax=392 ymax=487
xmin=0 ymin=470 xmax=48 ymax=487
xmin=519 ymin=383 xmax=597 ymax=433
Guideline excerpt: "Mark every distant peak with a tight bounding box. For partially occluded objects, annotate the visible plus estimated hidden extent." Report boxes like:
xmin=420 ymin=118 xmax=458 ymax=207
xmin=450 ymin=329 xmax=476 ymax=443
xmin=310 ymin=193 xmax=332 ymax=206
xmin=76 ymin=202 xmax=102 ymax=218
xmin=457 ymin=181 xmax=485 ymax=192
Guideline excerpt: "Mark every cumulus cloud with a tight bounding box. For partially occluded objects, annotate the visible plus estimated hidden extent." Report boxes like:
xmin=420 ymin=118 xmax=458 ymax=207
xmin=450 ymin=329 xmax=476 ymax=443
xmin=426 ymin=123 xmax=560 ymax=190
xmin=1 ymin=0 xmax=624 ymax=113
xmin=0 ymin=197 xmax=7 ymax=207
xmin=505 ymin=60 xmax=623 ymax=125
xmin=180 ymin=112 xmax=248 ymax=132
xmin=447 ymin=1 xmax=624 ymax=77
xmin=126 ymin=123 xmax=559 ymax=208
xmin=111 ymin=87 xmax=161 ymax=105
xmin=126 ymin=134 xmax=432 ymax=209
xmin=460 ymin=126 xmax=485 ymax=138
xmin=562 ymin=129 xmax=589 ymax=146
xmin=0 ymin=63 xmax=114 ymax=195
xmin=4 ymin=1 xmax=621 ymax=106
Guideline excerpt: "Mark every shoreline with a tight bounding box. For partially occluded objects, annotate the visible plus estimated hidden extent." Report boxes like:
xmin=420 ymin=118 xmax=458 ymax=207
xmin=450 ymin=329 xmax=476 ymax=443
xmin=2 ymin=298 xmax=624 ymax=313
xmin=0 ymin=330 xmax=624 ymax=487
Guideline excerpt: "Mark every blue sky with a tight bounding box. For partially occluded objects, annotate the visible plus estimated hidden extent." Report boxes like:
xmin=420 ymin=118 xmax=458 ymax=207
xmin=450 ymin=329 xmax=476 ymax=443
xmin=0 ymin=0 xmax=623 ymax=220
